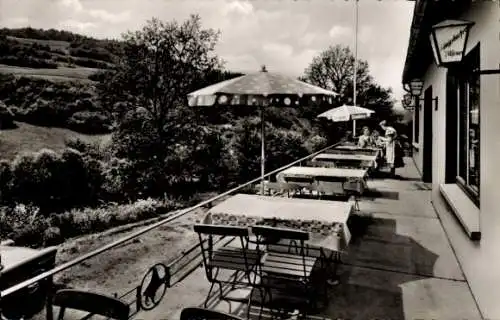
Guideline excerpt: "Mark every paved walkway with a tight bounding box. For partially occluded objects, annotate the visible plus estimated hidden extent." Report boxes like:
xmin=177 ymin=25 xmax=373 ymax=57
xmin=134 ymin=158 xmax=482 ymax=320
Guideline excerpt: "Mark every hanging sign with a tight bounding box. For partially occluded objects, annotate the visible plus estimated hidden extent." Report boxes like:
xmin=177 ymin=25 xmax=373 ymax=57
xmin=430 ymin=20 xmax=474 ymax=65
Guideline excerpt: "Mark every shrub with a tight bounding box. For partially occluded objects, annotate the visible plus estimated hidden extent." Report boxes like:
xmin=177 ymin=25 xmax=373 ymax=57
xmin=0 ymin=160 xmax=12 ymax=204
xmin=18 ymin=99 xmax=71 ymax=126
xmin=100 ymin=157 xmax=135 ymax=201
xmin=8 ymin=148 xmax=104 ymax=211
xmin=303 ymin=134 xmax=328 ymax=153
xmin=0 ymin=100 xmax=16 ymax=129
xmin=2 ymin=197 xmax=183 ymax=247
xmin=10 ymin=151 xmax=39 ymax=204
xmin=0 ymin=55 xmax=57 ymax=68
xmin=48 ymin=198 xmax=180 ymax=241
xmin=66 ymin=111 xmax=112 ymax=134
xmin=0 ymin=204 xmax=48 ymax=247
xmin=60 ymin=148 xmax=94 ymax=207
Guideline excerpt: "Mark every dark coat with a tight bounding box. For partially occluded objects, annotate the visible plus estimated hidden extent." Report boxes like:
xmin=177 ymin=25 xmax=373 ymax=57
xmin=394 ymin=141 xmax=405 ymax=168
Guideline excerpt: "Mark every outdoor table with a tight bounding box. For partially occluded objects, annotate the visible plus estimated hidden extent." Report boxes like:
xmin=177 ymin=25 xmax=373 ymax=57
xmin=203 ymin=194 xmax=354 ymax=284
xmin=330 ymin=145 xmax=382 ymax=157
xmin=1 ymin=245 xmax=58 ymax=320
xmin=312 ymin=153 xmax=378 ymax=169
xmin=277 ymin=166 xmax=368 ymax=195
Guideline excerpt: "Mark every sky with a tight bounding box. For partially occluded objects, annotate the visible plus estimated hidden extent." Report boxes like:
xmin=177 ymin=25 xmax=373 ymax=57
xmin=0 ymin=0 xmax=415 ymax=108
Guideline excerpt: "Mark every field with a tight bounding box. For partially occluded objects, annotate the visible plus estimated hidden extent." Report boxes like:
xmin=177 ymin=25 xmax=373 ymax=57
xmin=0 ymin=64 xmax=99 ymax=83
xmin=0 ymin=122 xmax=110 ymax=160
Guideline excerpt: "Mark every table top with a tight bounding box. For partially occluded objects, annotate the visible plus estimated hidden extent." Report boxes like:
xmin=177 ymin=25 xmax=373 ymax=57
xmin=279 ymin=166 xmax=368 ymax=179
xmin=207 ymin=193 xmax=352 ymax=223
xmin=335 ymin=145 xmax=381 ymax=151
xmin=205 ymin=194 xmax=353 ymax=251
xmin=313 ymin=153 xmax=377 ymax=161
xmin=1 ymin=246 xmax=57 ymax=274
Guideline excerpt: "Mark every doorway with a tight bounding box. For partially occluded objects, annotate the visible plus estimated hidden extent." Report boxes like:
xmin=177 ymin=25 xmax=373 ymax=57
xmin=422 ymin=86 xmax=433 ymax=183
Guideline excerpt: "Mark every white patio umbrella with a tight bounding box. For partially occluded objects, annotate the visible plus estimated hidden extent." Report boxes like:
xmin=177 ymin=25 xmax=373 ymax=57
xmin=187 ymin=66 xmax=338 ymax=194
xmin=317 ymin=104 xmax=375 ymax=137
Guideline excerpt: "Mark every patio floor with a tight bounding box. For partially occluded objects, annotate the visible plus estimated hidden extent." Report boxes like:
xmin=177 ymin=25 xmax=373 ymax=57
xmin=132 ymin=158 xmax=482 ymax=320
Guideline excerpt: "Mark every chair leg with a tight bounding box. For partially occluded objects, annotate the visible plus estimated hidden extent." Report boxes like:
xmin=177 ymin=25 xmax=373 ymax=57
xmin=257 ymin=288 xmax=267 ymax=320
xmin=230 ymin=271 xmax=240 ymax=289
xmin=204 ymin=281 xmax=217 ymax=308
xmin=247 ymin=288 xmax=254 ymax=320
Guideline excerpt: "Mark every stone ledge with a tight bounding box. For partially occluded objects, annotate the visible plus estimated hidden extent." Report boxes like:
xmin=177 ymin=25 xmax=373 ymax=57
xmin=439 ymin=183 xmax=480 ymax=241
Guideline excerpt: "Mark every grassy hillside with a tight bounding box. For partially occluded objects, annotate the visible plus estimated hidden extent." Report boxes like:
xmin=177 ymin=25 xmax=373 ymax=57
xmin=0 ymin=64 xmax=99 ymax=82
xmin=6 ymin=36 xmax=70 ymax=52
xmin=0 ymin=121 xmax=110 ymax=160
xmin=0 ymin=28 xmax=118 ymax=147
xmin=0 ymin=27 xmax=119 ymax=82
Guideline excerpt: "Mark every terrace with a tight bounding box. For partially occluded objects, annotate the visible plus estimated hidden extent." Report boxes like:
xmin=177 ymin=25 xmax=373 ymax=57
xmin=1 ymin=144 xmax=483 ymax=320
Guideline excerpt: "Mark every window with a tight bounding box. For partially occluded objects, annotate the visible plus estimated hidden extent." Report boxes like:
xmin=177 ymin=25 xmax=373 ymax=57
xmin=456 ymin=45 xmax=480 ymax=206
xmin=414 ymin=97 xmax=420 ymax=144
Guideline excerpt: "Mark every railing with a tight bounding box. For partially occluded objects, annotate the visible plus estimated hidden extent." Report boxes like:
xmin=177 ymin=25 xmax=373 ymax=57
xmin=1 ymin=141 xmax=343 ymax=319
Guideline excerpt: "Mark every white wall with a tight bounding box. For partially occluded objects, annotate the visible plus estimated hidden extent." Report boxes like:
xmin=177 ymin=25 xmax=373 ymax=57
xmin=420 ymin=2 xmax=500 ymax=318
xmin=412 ymin=110 xmax=423 ymax=174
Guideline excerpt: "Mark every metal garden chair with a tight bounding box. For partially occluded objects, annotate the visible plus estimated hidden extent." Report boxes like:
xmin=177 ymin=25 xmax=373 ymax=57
xmin=248 ymin=226 xmax=321 ymax=319
xmin=193 ymin=224 xmax=260 ymax=311
xmin=53 ymin=289 xmax=130 ymax=320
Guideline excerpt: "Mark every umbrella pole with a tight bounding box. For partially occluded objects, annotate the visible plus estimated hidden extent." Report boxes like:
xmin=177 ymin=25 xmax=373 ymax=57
xmin=260 ymin=105 xmax=265 ymax=195
xmin=353 ymin=119 xmax=357 ymax=139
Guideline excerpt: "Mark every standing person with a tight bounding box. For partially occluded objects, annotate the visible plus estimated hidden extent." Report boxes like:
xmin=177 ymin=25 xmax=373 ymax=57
xmin=383 ymin=132 xmax=397 ymax=176
xmin=379 ymin=120 xmax=397 ymax=137
xmin=358 ymin=126 xmax=373 ymax=148
xmin=379 ymin=120 xmax=404 ymax=176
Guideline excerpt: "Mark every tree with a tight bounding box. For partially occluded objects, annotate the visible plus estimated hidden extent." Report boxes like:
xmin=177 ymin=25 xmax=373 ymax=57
xmin=98 ymin=15 xmax=222 ymax=146
xmin=302 ymin=44 xmax=396 ymax=123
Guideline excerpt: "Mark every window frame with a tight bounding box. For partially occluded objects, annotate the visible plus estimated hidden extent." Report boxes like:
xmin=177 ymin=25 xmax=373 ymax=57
xmin=455 ymin=44 xmax=480 ymax=208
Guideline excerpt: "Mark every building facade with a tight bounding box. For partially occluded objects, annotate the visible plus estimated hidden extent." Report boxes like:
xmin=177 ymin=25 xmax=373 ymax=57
xmin=402 ymin=0 xmax=500 ymax=318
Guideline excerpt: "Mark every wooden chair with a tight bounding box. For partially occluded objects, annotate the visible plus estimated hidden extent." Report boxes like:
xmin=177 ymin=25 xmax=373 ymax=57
xmin=180 ymin=307 xmax=244 ymax=320
xmin=278 ymin=182 xmax=302 ymax=197
xmin=263 ymin=182 xmax=282 ymax=196
xmin=249 ymin=226 xmax=320 ymax=319
xmin=193 ymin=224 xmax=260 ymax=310
xmin=315 ymin=178 xmax=346 ymax=200
xmin=52 ymin=289 xmax=130 ymax=320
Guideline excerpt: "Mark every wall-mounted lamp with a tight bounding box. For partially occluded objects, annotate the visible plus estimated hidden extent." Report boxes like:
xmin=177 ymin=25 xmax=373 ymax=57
xmin=430 ymin=19 xmax=500 ymax=75
xmin=407 ymin=78 xmax=439 ymax=111
xmin=401 ymin=93 xmax=414 ymax=111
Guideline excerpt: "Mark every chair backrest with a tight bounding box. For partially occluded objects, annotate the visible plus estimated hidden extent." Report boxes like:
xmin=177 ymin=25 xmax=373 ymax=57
xmin=315 ymin=180 xmax=345 ymax=195
xmin=264 ymin=182 xmax=281 ymax=195
xmin=53 ymin=289 xmax=130 ymax=320
xmin=252 ymin=226 xmax=309 ymax=242
xmin=193 ymin=224 xmax=249 ymax=237
xmin=180 ymin=307 xmax=244 ymax=320
xmin=193 ymin=224 xmax=252 ymax=281
xmin=252 ymin=226 xmax=312 ymax=281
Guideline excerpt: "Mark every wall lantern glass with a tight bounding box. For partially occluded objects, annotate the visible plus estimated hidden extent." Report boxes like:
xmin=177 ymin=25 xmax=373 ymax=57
xmin=402 ymin=93 xmax=414 ymax=111
xmin=429 ymin=19 xmax=475 ymax=67
xmin=409 ymin=79 xmax=424 ymax=97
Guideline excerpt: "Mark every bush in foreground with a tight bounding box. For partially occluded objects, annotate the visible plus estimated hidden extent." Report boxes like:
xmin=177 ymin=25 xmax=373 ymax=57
xmin=7 ymin=148 xmax=103 ymax=211
xmin=0 ymin=198 xmax=182 ymax=247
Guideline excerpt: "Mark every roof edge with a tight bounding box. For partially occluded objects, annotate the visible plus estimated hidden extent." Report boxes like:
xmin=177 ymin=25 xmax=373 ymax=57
xmin=402 ymin=0 xmax=429 ymax=84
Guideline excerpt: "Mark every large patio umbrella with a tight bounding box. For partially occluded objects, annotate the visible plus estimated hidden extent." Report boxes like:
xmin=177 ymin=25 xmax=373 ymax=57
xmin=317 ymin=104 xmax=374 ymax=138
xmin=187 ymin=66 xmax=338 ymax=194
